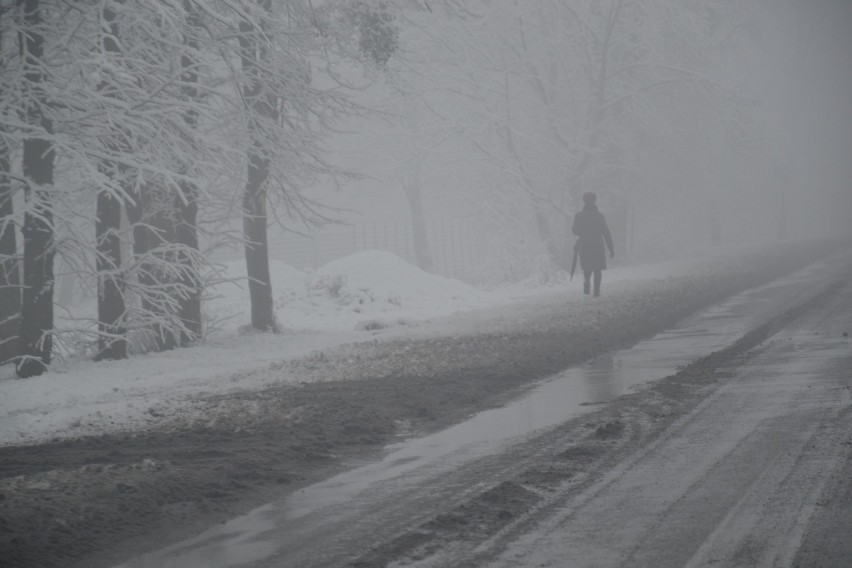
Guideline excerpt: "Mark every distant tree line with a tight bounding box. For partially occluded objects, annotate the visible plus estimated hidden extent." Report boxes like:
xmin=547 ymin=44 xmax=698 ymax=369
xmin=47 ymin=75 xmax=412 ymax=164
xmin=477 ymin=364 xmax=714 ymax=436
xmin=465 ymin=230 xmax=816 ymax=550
xmin=381 ymin=0 xmax=763 ymax=274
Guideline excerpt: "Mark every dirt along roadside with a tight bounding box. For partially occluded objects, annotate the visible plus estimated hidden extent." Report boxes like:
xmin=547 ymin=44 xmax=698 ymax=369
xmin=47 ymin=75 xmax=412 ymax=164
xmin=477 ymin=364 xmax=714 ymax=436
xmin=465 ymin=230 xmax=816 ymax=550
xmin=0 ymin=239 xmax=846 ymax=568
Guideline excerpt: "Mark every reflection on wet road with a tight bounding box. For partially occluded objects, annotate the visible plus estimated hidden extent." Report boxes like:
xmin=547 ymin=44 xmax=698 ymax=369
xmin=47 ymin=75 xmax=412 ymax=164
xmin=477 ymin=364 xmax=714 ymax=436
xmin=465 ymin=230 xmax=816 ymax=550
xmin=490 ymin=282 xmax=852 ymax=568
xmin=114 ymin=258 xmax=842 ymax=568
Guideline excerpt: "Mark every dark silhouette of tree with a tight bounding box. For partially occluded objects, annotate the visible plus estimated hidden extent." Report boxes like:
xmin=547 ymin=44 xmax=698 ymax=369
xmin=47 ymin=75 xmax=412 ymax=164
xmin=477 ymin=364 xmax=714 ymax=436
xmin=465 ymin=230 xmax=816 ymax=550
xmin=0 ymin=2 xmax=20 ymax=365
xmin=175 ymin=0 xmax=203 ymax=345
xmin=237 ymin=0 xmax=279 ymax=332
xmin=94 ymin=2 xmax=127 ymax=360
xmin=17 ymin=0 xmax=56 ymax=378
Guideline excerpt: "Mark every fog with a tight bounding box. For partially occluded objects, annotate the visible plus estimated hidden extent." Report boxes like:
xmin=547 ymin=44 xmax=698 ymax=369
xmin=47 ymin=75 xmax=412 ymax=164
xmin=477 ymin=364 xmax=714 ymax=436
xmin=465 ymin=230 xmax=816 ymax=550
xmin=293 ymin=0 xmax=852 ymax=281
xmin=747 ymin=0 xmax=852 ymax=240
xmin=5 ymin=0 xmax=852 ymax=370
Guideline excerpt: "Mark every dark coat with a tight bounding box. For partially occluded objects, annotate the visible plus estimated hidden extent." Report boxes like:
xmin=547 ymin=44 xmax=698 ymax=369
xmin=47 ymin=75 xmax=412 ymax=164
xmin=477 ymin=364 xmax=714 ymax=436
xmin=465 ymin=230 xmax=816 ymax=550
xmin=572 ymin=205 xmax=614 ymax=272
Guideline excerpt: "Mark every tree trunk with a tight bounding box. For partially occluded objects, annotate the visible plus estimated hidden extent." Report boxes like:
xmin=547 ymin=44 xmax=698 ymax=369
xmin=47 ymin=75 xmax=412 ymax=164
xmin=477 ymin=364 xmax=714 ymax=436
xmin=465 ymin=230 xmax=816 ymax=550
xmin=239 ymin=7 xmax=277 ymax=333
xmin=149 ymin=201 xmax=179 ymax=351
xmin=402 ymin=162 xmax=434 ymax=272
xmin=175 ymin=185 xmax=201 ymax=344
xmin=17 ymin=0 xmax=55 ymax=378
xmin=243 ymin=182 xmax=275 ymax=331
xmin=18 ymin=158 xmax=54 ymax=378
xmin=534 ymin=210 xmax=559 ymax=262
xmin=95 ymin=187 xmax=126 ymax=360
xmin=0 ymin=3 xmax=20 ymax=365
xmin=0 ymin=132 xmax=20 ymax=365
xmin=94 ymin=3 xmax=127 ymax=360
xmin=175 ymin=0 xmax=202 ymax=345
xmin=126 ymin=184 xmax=179 ymax=352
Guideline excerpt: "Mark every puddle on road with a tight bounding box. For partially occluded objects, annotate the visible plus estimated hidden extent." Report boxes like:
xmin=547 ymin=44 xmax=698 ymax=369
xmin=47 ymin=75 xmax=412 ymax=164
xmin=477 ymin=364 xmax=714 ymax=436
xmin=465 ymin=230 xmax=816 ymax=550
xmin=114 ymin=258 xmax=843 ymax=568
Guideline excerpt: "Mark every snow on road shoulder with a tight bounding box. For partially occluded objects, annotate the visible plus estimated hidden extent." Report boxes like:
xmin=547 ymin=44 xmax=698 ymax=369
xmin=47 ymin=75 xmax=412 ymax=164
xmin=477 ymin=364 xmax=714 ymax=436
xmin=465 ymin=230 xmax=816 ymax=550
xmin=0 ymin=245 xmax=786 ymax=448
xmin=0 ymin=249 xmax=528 ymax=447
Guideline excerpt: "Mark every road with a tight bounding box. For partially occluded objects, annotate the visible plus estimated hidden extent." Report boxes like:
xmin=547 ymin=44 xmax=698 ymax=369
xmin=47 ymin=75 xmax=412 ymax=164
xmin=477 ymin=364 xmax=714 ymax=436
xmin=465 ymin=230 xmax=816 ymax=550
xmin=480 ymin=275 xmax=852 ymax=568
xmin=111 ymin=254 xmax=852 ymax=568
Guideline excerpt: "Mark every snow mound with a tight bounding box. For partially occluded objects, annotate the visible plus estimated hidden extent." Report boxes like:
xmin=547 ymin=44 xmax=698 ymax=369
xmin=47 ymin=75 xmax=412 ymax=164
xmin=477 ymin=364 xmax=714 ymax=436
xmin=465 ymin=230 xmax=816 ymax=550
xmin=207 ymin=250 xmax=488 ymax=332
xmin=312 ymin=250 xmax=481 ymax=307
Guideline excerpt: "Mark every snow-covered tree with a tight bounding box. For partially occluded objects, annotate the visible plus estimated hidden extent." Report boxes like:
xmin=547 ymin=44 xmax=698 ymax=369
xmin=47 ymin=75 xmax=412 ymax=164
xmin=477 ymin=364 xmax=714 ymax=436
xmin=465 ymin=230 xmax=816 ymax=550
xmin=46 ymin=0 xmax=213 ymax=356
xmin=2 ymin=0 xmax=392 ymax=372
xmin=93 ymin=1 xmax=127 ymax=360
xmin=15 ymin=0 xmax=56 ymax=377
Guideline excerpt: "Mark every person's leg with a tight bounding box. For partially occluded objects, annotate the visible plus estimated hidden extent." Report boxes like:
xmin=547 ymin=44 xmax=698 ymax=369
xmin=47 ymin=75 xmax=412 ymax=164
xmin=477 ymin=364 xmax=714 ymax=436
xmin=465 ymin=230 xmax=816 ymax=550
xmin=593 ymin=270 xmax=602 ymax=296
xmin=583 ymin=270 xmax=591 ymax=295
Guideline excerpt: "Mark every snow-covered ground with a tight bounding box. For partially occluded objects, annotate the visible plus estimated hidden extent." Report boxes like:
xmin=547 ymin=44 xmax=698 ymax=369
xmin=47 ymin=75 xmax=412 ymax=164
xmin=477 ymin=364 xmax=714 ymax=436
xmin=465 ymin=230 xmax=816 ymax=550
xmin=0 ymin=246 xmax=761 ymax=448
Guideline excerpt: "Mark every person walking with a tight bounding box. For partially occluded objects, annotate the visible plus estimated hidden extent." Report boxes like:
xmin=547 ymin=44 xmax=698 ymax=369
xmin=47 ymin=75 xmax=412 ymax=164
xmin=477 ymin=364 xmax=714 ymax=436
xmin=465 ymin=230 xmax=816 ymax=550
xmin=572 ymin=191 xmax=614 ymax=297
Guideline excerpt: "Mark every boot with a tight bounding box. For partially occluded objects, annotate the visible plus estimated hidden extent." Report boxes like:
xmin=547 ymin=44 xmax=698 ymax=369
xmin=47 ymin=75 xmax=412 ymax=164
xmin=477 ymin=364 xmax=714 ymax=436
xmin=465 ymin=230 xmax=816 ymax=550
xmin=583 ymin=281 xmax=590 ymax=295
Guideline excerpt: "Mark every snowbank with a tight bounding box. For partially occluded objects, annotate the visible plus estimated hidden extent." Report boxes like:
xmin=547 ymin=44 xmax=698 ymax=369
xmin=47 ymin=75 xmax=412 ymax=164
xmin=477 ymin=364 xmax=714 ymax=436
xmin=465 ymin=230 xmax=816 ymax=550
xmin=204 ymin=250 xmax=489 ymax=334
xmin=1 ymin=249 xmax=539 ymax=447
xmin=0 ymin=243 xmax=821 ymax=447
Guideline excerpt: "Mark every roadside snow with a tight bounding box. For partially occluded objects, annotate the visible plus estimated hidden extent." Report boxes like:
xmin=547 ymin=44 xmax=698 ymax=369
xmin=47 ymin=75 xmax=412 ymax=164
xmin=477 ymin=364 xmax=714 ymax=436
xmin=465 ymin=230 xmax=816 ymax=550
xmin=0 ymin=245 xmax=769 ymax=447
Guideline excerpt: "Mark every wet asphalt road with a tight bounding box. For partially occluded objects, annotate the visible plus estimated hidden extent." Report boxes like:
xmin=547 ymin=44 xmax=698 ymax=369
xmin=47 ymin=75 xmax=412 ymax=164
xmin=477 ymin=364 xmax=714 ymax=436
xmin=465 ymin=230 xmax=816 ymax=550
xmin=111 ymin=254 xmax=852 ymax=568
xmin=486 ymin=277 xmax=852 ymax=568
